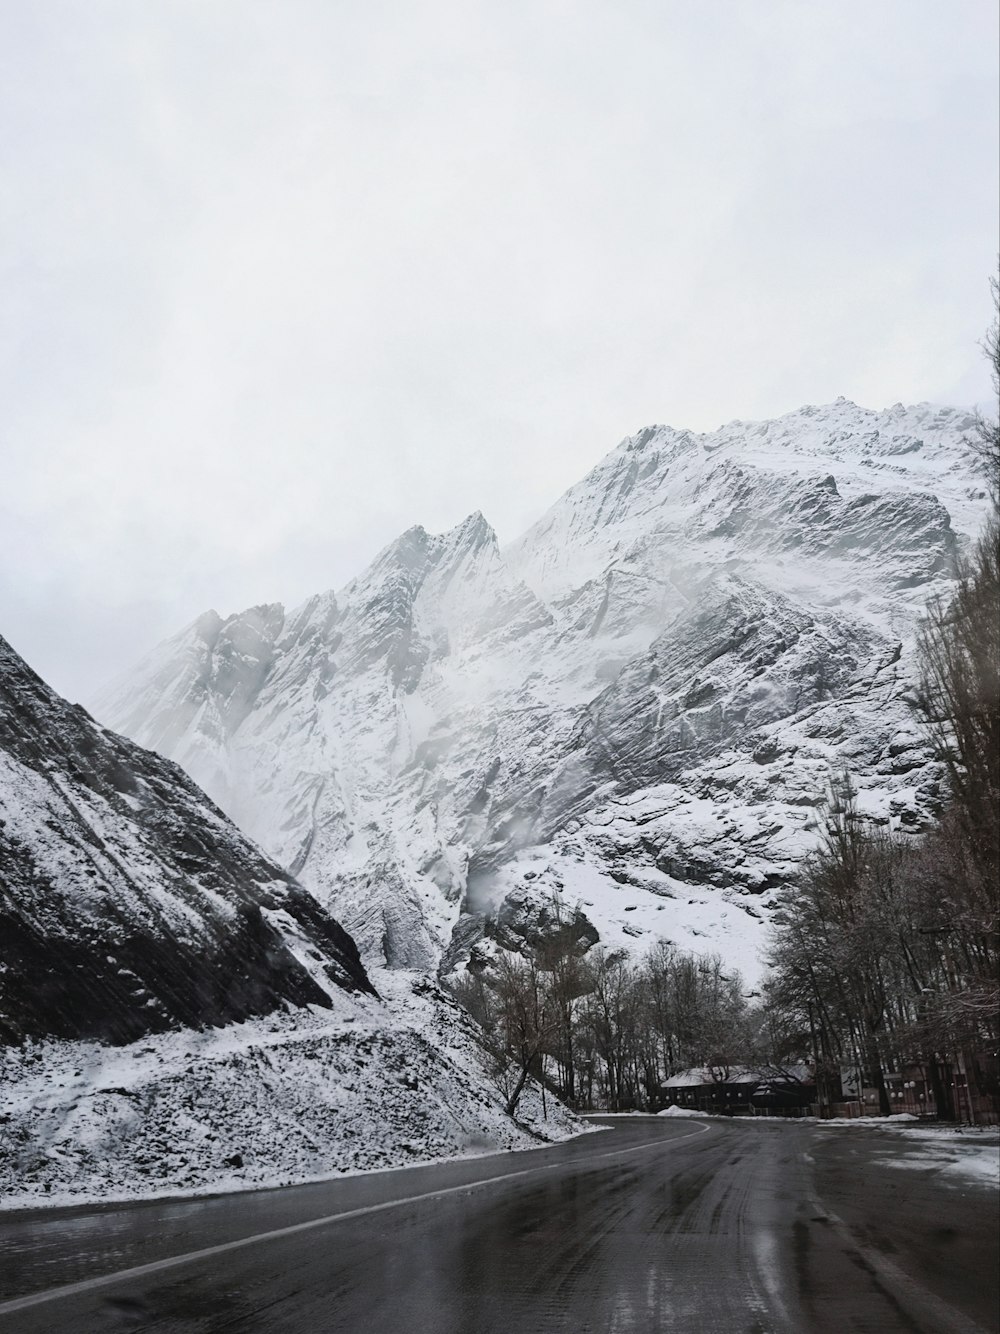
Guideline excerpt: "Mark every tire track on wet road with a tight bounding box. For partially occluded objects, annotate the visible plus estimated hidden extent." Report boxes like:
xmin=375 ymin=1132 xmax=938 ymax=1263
xmin=1 ymin=1118 xmax=995 ymax=1333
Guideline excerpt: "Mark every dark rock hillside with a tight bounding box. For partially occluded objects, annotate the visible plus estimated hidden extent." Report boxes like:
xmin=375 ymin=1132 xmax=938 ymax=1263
xmin=0 ymin=633 xmax=374 ymax=1046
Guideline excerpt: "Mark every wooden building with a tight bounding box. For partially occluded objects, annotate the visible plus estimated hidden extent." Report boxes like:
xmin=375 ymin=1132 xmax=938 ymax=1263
xmin=661 ymin=1065 xmax=815 ymax=1116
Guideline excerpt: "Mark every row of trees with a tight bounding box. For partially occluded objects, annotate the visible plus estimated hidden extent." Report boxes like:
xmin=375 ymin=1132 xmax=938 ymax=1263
xmin=765 ymin=779 xmax=998 ymax=1117
xmin=452 ymin=935 xmax=750 ymax=1115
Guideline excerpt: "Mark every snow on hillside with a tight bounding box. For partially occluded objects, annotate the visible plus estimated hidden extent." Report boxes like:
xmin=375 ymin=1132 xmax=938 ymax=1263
xmin=0 ymin=972 xmax=583 ymax=1211
xmin=93 ymin=400 xmax=991 ymax=984
xmin=0 ymin=632 xmax=373 ymax=1047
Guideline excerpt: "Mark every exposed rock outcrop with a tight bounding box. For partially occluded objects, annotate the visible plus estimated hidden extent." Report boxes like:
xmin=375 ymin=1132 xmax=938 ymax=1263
xmin=0 ymin=633 xmax=373 ymax=1046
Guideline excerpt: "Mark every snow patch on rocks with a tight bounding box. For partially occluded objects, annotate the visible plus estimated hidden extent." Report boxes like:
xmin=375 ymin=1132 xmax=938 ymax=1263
xmin=93 ymin=400 xmax=990 ymax=981
xmin=0 ymin=971 xmax=585 ymax=1212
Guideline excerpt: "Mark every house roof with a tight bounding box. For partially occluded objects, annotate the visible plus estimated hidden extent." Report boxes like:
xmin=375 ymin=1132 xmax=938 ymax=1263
xmin=663 ymin=1066 xmax=759 ymax=1089
xmin=662 ymin=1064 xmax=812 ymax=1089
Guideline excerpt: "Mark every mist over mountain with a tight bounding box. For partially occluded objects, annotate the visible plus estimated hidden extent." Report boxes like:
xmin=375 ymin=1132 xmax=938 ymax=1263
xmin=95 ymin=399 xmax=990 ymax=985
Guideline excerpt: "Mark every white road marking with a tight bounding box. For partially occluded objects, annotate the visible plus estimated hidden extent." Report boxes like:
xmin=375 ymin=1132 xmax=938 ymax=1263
xmin=0 ymin=1122 xmax=712 ymax=1317
xmin=805 ymin=1191 xmax=992 ymax=1334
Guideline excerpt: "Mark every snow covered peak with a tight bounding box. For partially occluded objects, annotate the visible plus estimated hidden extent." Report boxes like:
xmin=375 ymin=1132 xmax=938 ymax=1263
xmin=339 ymin=512 xmax=499 ymax=597
xmin=507 ymin=399 xmax=978 ymax=610
xmin=94 ymin=600 xmax=288 ymax=770
xmin=95 ymin=398 xmax=989 ymax=984
xmin=440 ymin=509 xmax=497 ymax=549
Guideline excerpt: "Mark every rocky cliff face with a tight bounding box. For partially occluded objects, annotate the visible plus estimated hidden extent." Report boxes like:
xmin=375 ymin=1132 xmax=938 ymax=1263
xmin=94 ymin=400 xmax=990 ymax=984
xmin=0 ymin=633 xmax=373 ymax=1046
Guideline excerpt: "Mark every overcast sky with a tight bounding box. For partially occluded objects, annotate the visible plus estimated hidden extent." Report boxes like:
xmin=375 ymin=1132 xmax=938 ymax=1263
xmin=2 ymin=1 xmax=997 ymax=702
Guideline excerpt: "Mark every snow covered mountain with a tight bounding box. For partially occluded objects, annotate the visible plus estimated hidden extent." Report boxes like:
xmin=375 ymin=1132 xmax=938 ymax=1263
xmin=95 ymin=400 xmax=990 ymax=985
xmin=0 ymin=631 xmax=373 ymax=1045
xmin=0 ymin=634 xmax=582 ymax=1206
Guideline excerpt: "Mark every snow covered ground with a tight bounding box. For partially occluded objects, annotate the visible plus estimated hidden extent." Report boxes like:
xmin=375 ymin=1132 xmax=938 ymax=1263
xmin=652 ymin=1110 xmax=1000 ymax=1189
xmin=480 ymin=836 xmax=771 ymax=988
xmin=814 ymin=1119 xmax=1000 ymax=1190
xmin=865 ymin=1128 xmax=1000 ymax=1189
xmin=0 ymin=971 xmax=586 ymax=1212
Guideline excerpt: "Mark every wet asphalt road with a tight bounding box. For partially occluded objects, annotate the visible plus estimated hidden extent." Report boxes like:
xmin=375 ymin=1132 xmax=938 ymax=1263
xmin=0 ymin=1116 xmax=996 ymax=1333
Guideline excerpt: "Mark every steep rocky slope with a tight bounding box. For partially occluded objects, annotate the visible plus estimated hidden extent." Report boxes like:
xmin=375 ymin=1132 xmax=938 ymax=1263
xmin=0 ymin=632 xmax=373 ymax=1045
xmin=0 ymin=971 xmax=580 ymax=1209
xmin=1 ymin=637 xmax=584 ymax=1209
xmin=95 ymin=400 xmax=990 ymax=984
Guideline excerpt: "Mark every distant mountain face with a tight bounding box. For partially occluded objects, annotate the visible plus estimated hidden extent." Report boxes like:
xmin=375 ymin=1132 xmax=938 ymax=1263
xmin=94 ymin=400 xmax=990 ymax=984
xmin=0 ymin=634 xmax=374 ymax=1046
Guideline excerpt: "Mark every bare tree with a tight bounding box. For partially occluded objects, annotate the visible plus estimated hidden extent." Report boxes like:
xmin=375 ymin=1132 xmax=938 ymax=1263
xmin=918 ymin=518 xmax=1000 ymax=888
xmin=969 ymin=270 xmax=1000 ymax=503
xmin=534 ymin=900 xmax=593 ymax=1107
xmin=452 ymin=918 xmax=752 ymax=1115
xmin=489 ymin=951 xmax=561 ymax=1118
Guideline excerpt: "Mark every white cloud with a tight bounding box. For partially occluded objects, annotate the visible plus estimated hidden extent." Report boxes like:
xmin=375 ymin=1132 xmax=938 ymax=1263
xmin=1 ymin=0 xmax=997 ymax=697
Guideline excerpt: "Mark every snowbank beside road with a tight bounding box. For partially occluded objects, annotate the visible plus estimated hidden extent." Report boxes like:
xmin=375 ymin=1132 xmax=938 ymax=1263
xmin=0 ymin=971 xmax=584 ymax=1211
xmin=863 ymin=1126 xmax=1000 ymax=1189
xmin=651 ymin=1111 xmax=999 ymax=1189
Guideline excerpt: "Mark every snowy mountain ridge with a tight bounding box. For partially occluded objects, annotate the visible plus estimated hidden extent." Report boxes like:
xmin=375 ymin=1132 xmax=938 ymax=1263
xmin=95 ymin=399 xmax=990 ymax=985
xmin=0 ymin=633 xmax=582 ymax=1207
